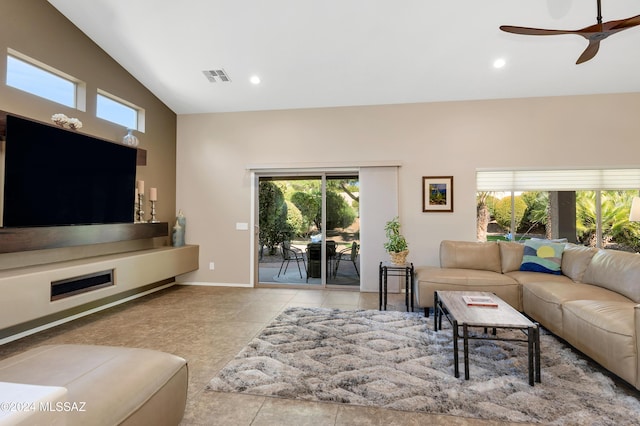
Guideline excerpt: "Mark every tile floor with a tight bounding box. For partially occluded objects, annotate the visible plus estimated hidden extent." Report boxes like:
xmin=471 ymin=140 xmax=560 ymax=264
xmin=0 ymin=285 xmax=527 ymax=425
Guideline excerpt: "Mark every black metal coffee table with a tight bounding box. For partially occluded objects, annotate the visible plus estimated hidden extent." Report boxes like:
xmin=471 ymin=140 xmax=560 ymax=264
xmin=434 ymin=290 xmax=541 ymax=386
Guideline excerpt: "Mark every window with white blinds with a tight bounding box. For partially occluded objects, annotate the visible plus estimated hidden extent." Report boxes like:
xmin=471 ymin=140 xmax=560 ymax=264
xmin=477 ymin=169 xmax=640 ymax=191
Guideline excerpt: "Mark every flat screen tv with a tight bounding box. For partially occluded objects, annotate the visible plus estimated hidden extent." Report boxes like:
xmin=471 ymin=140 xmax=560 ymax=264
xmin=2 ymin=114 xmax=137 ymax=227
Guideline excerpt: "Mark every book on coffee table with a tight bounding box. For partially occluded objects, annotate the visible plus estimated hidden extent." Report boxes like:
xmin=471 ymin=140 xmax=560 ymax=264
xmin=462 ymin=295 xmax=498 ymax=307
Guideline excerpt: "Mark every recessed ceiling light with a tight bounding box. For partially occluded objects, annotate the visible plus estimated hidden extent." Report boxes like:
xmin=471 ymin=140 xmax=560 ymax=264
xmin=493 ymin=58 xmax=506 ymax=69
xmin=250 ymin=75 xmax=261 ymax=85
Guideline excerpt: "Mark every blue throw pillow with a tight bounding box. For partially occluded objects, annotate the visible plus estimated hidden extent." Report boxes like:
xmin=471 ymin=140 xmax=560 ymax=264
xmin=520 ymin=239 xmax=565 ymax=275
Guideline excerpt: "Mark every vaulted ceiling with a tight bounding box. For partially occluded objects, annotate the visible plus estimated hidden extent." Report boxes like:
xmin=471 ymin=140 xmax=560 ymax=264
xmin=48 ymin=0 xmax=640 ymax=114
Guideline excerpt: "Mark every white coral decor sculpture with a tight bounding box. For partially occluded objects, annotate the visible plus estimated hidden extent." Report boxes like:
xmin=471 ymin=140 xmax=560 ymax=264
xmin=67 ymin=118 xmax=82 ymax=130
xmin=51 ymin=113 xmax=68 ymax=126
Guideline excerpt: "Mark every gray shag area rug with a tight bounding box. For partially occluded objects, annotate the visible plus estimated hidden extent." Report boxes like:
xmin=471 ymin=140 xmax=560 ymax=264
xmin=207 ymin=307 xmax=640 ymax=425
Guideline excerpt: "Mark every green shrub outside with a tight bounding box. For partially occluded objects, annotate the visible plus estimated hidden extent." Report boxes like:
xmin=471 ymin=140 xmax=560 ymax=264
xmin=494 ymin=195 xmax=527 ymax=232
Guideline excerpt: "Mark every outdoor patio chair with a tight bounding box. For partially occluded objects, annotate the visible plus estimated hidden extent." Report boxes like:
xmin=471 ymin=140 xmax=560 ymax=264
xmin=278 ymin=241 xmax=306 ymax=279
xmin=334 ymin=242 xmax=360 ymax=278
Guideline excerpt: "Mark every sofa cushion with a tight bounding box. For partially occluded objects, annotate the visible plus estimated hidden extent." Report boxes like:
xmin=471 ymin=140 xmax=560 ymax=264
xmin=561 ymin=244 xmax=598 ymax=282
xmin=414 ymin=266 xmax=521 ymax=310
xmin=582 ymin=249 xmax=640 ymax=303
xmin=498 ymin=241 xmax=524 ymax=273
xmin=562 ymin=300 xmax=637 ymax=386
xmin=520 ymin=239 xmax=565 ymax=275
xmin=439 ymin=240 xmax=501 ymax=273
xmin=506 ymin=270 xmax=574 ymax=286
xmin=416 ymin=266 xmax=517 ymax=287
xmin=521 ymin=281 xmax=629 ymax=336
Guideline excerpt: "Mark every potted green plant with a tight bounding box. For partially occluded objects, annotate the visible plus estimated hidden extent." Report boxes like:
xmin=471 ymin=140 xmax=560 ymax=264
xmin=383 ymin=216 xmax=409 ymax=264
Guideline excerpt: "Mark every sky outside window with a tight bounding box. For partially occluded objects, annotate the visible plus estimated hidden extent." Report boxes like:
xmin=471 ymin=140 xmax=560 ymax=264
xmin=6 ymin=55 xmax=76 ymax=108
xmin=97 ymin=93 xmax=138 ymax=130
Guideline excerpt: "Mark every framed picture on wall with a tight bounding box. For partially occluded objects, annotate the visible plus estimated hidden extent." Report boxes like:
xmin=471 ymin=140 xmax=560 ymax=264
xmin=422 ymin=176 xmax=453 ymax=212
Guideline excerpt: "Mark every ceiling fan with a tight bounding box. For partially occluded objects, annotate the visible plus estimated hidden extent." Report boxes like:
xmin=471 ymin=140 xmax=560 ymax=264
xmin=500 ymin=0 xmax=640 ymax=64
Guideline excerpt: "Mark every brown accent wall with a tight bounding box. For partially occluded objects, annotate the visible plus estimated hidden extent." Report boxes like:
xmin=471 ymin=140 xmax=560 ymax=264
xmin=0 ymin=1 xmax=177 ymax=264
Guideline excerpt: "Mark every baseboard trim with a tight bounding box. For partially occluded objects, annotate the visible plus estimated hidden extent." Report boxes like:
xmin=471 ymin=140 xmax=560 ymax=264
xmin=178 ymin=281 xmax=253 ymax=288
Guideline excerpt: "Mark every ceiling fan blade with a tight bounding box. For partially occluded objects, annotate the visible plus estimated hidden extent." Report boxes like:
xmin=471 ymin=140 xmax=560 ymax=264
xmin=609 ymin=14 xmax=640 ymax=31
xmin=576 ymin=40 xmax=600 ymax=64
xmin=501 ymin=3 xmax=640 ymax=65
xmin=500 ymin=25 xmax=576 ymax=36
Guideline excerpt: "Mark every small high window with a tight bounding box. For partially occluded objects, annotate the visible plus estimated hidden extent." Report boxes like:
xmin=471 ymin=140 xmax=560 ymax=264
xmin=6 ymin=50 xmax=83 ymax=109
xmin=97 ymin=90 xmax=143 ymax=131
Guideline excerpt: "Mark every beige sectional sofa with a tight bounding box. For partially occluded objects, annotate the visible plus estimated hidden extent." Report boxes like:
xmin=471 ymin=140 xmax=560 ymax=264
xmin=415 ymin=240 xmax=640 ymax=390
xmin=0 ymin=344 xmax=188 ymax=425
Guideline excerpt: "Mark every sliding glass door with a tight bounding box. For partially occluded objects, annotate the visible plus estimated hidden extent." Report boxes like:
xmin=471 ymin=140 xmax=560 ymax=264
xmin=326 ymin=176 xmax=360 ymax=286
xmin=256 ymin=174 xmax=360 ymax=288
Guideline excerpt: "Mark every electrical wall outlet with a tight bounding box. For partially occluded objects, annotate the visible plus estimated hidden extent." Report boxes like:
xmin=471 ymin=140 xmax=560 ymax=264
xmin=209 ymin=262 xmax=215 ymax=270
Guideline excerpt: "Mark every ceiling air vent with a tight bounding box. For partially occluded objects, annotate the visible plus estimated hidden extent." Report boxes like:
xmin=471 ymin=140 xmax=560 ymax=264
xmin=202 ymin=69 xmax=231 ymax=83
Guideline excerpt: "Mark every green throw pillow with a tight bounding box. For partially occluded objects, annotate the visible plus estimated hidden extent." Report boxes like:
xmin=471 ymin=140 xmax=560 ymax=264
xmin=520 ymin=239 xmax=565 ymax=275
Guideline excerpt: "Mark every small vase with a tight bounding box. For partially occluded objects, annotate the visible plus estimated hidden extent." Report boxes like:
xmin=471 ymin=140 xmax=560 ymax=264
xmin=122 ymin=129 xmax=139 ymax=147
xmin=172 ymin=219 xmax=185 ymax=247
xmin=177 ymin=210 xmax=186 ymax=234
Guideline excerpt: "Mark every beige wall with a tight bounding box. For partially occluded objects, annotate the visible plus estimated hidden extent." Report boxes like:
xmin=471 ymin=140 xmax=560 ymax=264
xmin=0 ymin=0 xmax=176 ymax=224
xmin=7 ymin=3 xmax=638 ymax=290
xmin=177 ymin=93 xmax=640 ymax=287
xmin=0 ymin=1 xmax=177 ymax=261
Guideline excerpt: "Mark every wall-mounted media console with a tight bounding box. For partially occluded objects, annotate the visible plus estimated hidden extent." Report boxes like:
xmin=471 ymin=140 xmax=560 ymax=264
xmin=0 ymin=222 xmax=168 ymax=253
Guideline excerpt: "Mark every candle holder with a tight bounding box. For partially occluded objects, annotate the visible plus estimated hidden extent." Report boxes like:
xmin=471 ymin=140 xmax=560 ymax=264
xmin=149 ymin=200 xmax=158 ymax=223
xmin=136 ymin=193 xmax=146 ymax=223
